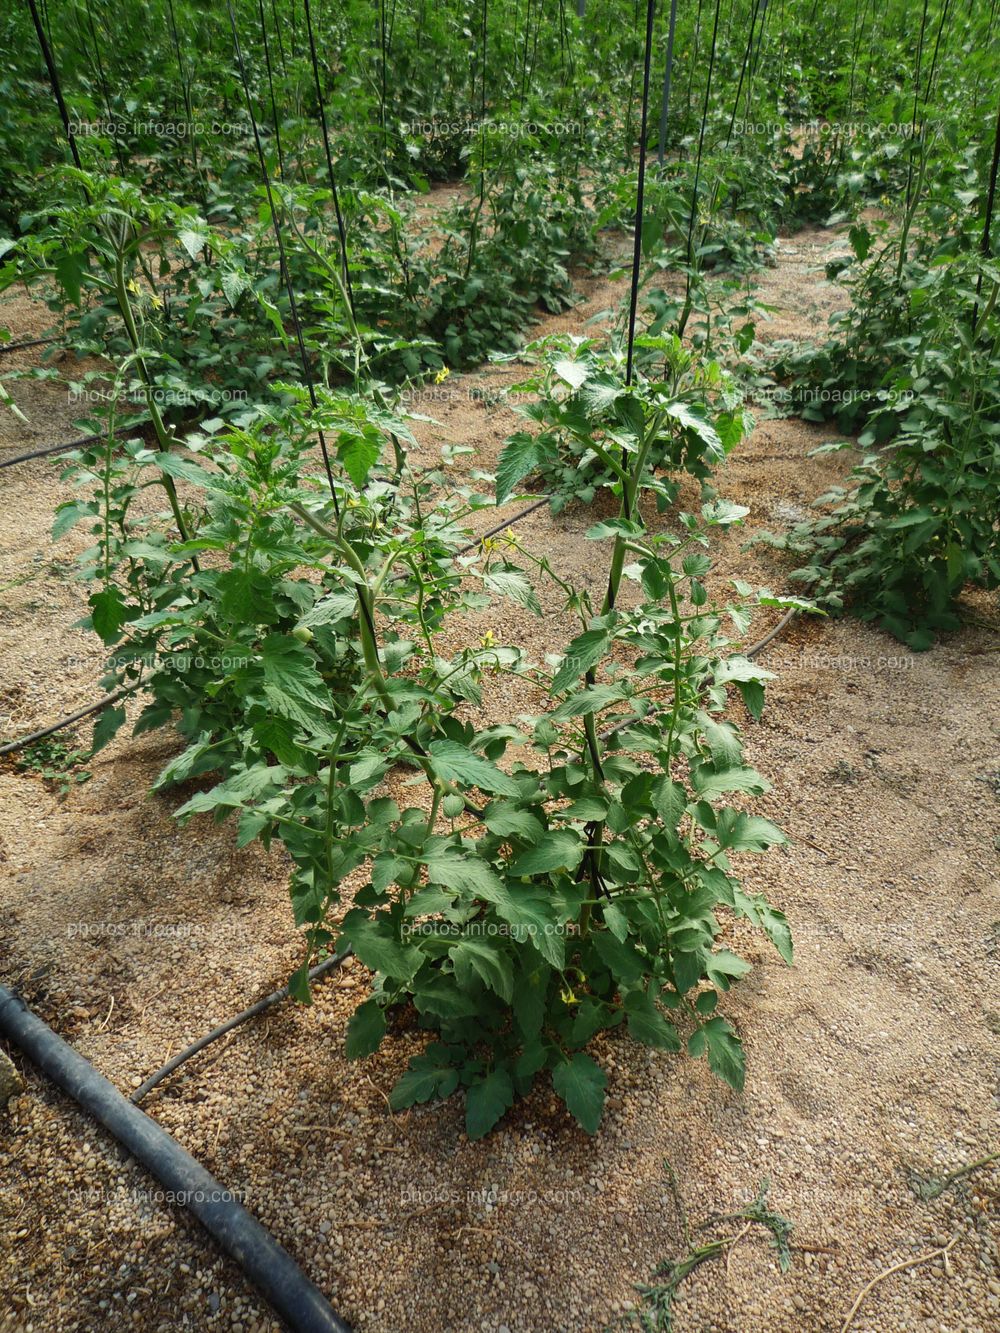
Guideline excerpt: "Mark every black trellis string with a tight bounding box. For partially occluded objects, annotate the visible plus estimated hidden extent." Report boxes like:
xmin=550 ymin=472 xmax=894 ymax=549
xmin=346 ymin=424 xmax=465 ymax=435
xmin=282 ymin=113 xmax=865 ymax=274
xmin=257 ymin=0 xmax=287 ymax=178
xmin=26 ymin=0 xmax=84 ymax=173
xmin=302 ymin=0 xmax=356 ymax=317
xmin=270 ymin=0 xmax=287 ymax=76
xmin=226 ymin=0 xmax=340 ymax=512
xmin=972 ymin=86 xmax=1000 ymax=330
xmin=678 ymin=0 xmax=722 ymax=338
xmin=82 ymin=0 xmax=128 ymax=175
xmin=624 ymin=0 xmax=658 ymax=390
xmin=726 ymin=0 xmax=763 ymax=148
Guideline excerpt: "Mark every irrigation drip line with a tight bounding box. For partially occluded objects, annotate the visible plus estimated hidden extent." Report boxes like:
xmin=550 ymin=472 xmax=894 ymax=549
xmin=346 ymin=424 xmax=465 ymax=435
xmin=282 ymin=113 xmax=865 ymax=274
xmin=455 ymin=494 xmax=551 ymax=554
xmin=0 ymin=986 xmax=353 ymax=1333
xmin=0 ymin=419 xmax=149 ymax=470
xmin=0 ymin=686 xmax=134 ymax=759
xmin=130 ymin=949 xmax=353 ymax=1106
xmin=0 ymin=335 xmax=60 ymax=356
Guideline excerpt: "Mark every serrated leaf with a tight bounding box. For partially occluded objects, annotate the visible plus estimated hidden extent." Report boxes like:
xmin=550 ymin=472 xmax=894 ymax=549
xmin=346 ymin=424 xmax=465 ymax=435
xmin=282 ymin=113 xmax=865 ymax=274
xmin=508 ymin=829 xmax=584 ymax=875
xmin=91 ymin=703 xmax=126 ymax=754
xmin=53 ymin=500 xmax=97 ymax=540
xmin=339 ymin=910 xmax=421 ymax=980
xmin=427 ymin=739 xmax=520 ymax=795
xmin=495 ymin=431 xmax=546 ymax=504
xmin=179 ymin=227 xmax=208 ymax=260
xmin=465 ymin=1068 xmax=515 ymax=1139
xmin=424 ymin=847 xmax=505 ymax=899
xmin=552 ymin=628 xmax=610 ymax=693
xmin=553 ymin=357 xmax=588 ymax=389
xmin=626 ymin=994 xmax=681 ymax=1050
xmin=259 ymin=634 xmax=331 ymax=727
xmin=337 ymin=431 xmax=380 ymax=489
xmin=390 ymin=1045 xmax=460 ymax=1109
xmin=152 ymin=451 xmax=215 ymax=487
xmin=697 ymin=712 xmax=743 ymax=767
xmin=89 ymin=587 xmax=127 ymax=643
xmin=483 ymin=803 xmax=545 ymax=843
xmin=551 ymin=684 xmax=626 ymax=720
xmin=345 ymin=998 xmax=386 ymax=1059
xmin=692 ymin=766 xmax=770 ymax=799
xmin=451 ymin=938 xmax=515 ymax=1003
xmin=552 ymin=1053 xmax=607 ymax=1133
xmin=484 ymin=568 xmax=542 ymax=615
xmin=715 ymin=655 xmax=775 ymax=685
xmin=714 ymin=810 xmax=787 ymax=852
xmin=691 ymin=1016 xmax=745 ymax=1091
xmin=664 ymin=401 xmax=723 ymax=457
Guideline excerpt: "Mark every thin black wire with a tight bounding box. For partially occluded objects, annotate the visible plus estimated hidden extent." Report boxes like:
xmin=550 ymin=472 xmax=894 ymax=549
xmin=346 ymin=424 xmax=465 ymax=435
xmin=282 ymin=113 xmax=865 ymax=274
xmin=26 ymin=0 xmax=84 ymax=172
xmin=0 ymin=335 xmax=60 ymax=356
xmin=302 ymin=0 xmax=355 ymax=315
xmin=257 ymin=0 xmax=287 ymax=178
xmin=624 ymin=0 xmax=658 ymax=392
xmin=0 ymin=419 xmax=148 ymax=470
xmin=678 ymin=0 xmax=723 ymax=339
xmin=973 ymin=86 xmax=1000 ymax=329
xmin=82 ymin=0 xmax=129 ymax=175
xmin=226 ymin=0 xmax=340 ymax=514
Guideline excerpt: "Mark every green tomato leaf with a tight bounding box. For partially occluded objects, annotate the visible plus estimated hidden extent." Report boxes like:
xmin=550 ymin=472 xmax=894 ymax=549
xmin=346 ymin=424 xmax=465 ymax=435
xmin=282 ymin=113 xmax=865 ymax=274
xmin=552 ymin=1052 xmax=607 ymax=1134
xmin=465 ymin=1067 xmax=515 ymax=1140
xmin=345 ymin=998 xmax=387 ymax=1059
xmin=427 ymin=739 xmax=521 ymax=796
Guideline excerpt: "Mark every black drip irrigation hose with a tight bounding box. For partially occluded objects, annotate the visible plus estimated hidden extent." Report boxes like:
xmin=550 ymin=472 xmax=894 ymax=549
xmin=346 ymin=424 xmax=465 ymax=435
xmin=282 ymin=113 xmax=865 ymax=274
xmin=130 ymin=948 xmax=353 ymax=1106
xmin=0 ymin=419 xmax=148 ymax=470
xmin=0 ymin=986 xmax=353 ymax=1333
xmin=0 ymin=334 xmax=60 ymax=356
xmin=0 ymin=686 xmax=133 ymax=759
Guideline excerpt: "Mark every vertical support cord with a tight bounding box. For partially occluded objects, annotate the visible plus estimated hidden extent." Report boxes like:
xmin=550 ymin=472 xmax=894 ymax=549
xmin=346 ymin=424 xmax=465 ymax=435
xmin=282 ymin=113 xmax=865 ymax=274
xmin=226 ymin=0 xmax=341 ymax=514
xmin=725 ymin=0 xmax=763 ymax=148
xmin=478 ymin=0 xmax=489 ymax=212
xmin=302 ymin=0 xmax=356 ymax=316
xmin=257 ymin=0 xmax=287 ymax=178
xmin=973 ymin=87 xmax=1000 ymax=330
xmin=270 ymin=0 xmax=287 ymax=75
xmin=656 ymin=0 xmax=678 ymax=167
xmin=678 ymin=0 xmax=722 ymax=338
xmin=164 ymin=0 xmax=203 ymax=198
xmin=83 ymin=0 xmax=128 ymax=175
xmin=26 ymin=0 xmax=84 ymax=172
xmin=624 ymin=0 xmax=658 ymax=392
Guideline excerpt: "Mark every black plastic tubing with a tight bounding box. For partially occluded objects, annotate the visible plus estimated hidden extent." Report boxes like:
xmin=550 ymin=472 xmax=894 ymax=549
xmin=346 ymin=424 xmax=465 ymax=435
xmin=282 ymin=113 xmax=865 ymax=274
xmin=0 ymin=985 xmax=353 ymax=1333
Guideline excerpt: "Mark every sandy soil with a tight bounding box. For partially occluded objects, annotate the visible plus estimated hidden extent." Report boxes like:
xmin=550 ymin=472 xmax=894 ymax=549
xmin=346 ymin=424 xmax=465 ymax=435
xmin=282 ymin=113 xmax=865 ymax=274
xmin=1 ymin=217 xmax=998 ymax=1333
